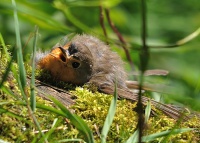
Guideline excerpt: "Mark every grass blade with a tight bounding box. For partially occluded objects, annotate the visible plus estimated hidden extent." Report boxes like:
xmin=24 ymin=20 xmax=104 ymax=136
xmin=38 ymin=118 xmax=60 ymax=143
xmin=18 ymin=101 xmax=66 ymax=116
xmin=58 ymin=139 xmax=86 ymax=143
xmin=0 ymin=0 xmax=72 ymax=32
xmin=101 ymin=84 xmax=118 ymax=143
xmin=0 ymin=46 xmax=16 ymax=88
xmin=30 ymin=26 xmax=39 ymax=111
xmin=0 ymin=33 xmax=9 ymax=59
xmin=144 ymin=100 xmax=151 ymax=123
xmin=125 ymin=129 xmax=139 ymax=143
xmin=54 ymin=1 xmax=90 ymax=32
xmin=149 ymin=27 xmax=200 ymax=48
xmin=12 ymin=0 xmax=26 ymax=89
xmin=49 ymin=96 xmax=94 ymax=143
xmin=142 ymin=128 xmax=194 ymax=142
xmin=36 ymin=103 xmax=66 ymax=116
xmin=0 ymin=107 xmax=30 ymax=123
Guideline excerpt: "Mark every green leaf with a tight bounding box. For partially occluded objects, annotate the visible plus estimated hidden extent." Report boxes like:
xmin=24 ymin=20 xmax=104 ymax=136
xmin=12 ymin=0 xmax=27 ymax=89
xmin=101 ymin=84 xmax=118 ymax=143
xmin=0 ymin=46 xmax=16 ymax=89
xmin=58 ymin=139 xmax=86 ymax=143
xmin=0 ymin=107 xmax=30 ymax=124
xmin=38 ymin=118 xmax=60 ymax=143
xmin=0 ymin=33 xmax=9 ymax=59
xmin=144 ymin=100 xmax=151 ymax=123
xmin=125 ymin=129 xmax=139 ymax=143
xmin=125 ymin=128 xmax=194 ymax=143
xmin=142 ymin=128 xmax=194 ymax=142
xmin=30 ymin=26 xmax=39 ymax=112
xmin=0 ymin=85 xmax=18 ymax=99
xmin=54 ymin=1 xmax=91 ymax=32
xmin=36 ymin=103 xmax=66 ymax=116
xmin=49 ymin=96 xmax=95 ymax=143
xmin=0 ymin=0 xmax=72 ymax=32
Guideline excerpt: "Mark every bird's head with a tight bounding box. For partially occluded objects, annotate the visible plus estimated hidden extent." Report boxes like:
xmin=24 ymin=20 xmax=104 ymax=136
xmin=38 ymin=40 xmax=93 ymax=85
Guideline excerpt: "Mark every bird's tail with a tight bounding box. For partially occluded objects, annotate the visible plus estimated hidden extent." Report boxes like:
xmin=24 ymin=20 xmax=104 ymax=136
xmin=99 ymin=84 xmax=189 ymax=120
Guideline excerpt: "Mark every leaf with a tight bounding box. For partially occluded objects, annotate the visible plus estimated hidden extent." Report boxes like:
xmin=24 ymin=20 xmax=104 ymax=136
xmin=0 ymin=47 xmax=16 ymax=89
xmin=0 ymin=33 xmax=9 ymax=59
xmin=0 ymin=107 xmax=30 ymax=124
xmin=0 ymin=0 xmax=72 ymax=32
xmin=144 ymin=100 xmax=151 ymax=123
xmin=12 ymin=0 xmax=27 ymax=89
xmin=49 ymin=96 xmax=95 ymax=143
xmin=101 ymin=83 xmax=118 ymax=143
xmin=142 ymin=128 xmax=194 ymax=142
xmin=30 ymin=26 xmax=39 ymax=112
xmin=125 ymin=129 xmax=139 ymax=143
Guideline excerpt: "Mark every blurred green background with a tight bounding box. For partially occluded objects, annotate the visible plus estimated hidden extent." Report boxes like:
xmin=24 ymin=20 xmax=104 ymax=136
xmin=0 ymin=0 xmax=200 ymax=110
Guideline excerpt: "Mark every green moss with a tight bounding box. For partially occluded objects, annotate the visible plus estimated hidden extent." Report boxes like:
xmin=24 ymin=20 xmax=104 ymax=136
xmin=71 ymin=87 xmax=200 ymax=142
xmin=0 ymin=51 xmax=200 ymax=142
xmin=0 ymin=54 xmax=77 ymax=142
xmin=71 ymin=87 xmax=138 ymax=142
xmin=0 ymin=87 xmax=80 ymax=142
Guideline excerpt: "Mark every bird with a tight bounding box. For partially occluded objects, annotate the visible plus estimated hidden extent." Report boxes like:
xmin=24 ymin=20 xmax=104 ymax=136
xmin=37 ymin=34 xmax=127 ymax=88
xmin=36 ymin=34 xmax=187 ymax=119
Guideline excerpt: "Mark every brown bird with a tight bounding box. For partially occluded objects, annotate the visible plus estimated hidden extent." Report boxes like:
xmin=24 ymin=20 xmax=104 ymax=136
xmin=37 ymin=34 xmax=187 ymax=119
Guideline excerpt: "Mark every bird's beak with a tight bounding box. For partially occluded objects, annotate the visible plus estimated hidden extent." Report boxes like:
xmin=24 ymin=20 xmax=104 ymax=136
xmin=58 ymin=46 xmax=67 ymax=57
xmin=57 ymin=46 xmax=70 ymax=62
xmin=50 ymin=46 xmax=70 ymax=62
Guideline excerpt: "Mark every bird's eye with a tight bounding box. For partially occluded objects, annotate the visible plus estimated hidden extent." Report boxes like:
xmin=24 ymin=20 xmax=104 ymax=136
xmin=72 ymin=62 xmax=81 ymax=68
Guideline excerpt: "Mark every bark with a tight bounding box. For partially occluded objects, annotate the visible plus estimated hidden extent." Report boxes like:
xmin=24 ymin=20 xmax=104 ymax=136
xmin=34 ymin=79 xmax=74 ymax=107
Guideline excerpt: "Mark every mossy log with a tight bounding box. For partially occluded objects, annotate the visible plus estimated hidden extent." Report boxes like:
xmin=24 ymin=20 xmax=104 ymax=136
xmin=33 ymin=78 xmax=74 ymax=107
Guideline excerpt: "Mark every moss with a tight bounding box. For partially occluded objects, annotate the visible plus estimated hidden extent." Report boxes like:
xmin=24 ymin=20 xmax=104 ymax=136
xmin=0 ymin=51 xmax=200 ymax=142
xmin=0 ymin=87 xmax=80 ymax=142
xmin=71 ymin=87 xmax=200 ymax=142
xmin=71 ymin=87 xmax=138 ymax=142
xmin=0 ymin=54 xmax=77 ymax=142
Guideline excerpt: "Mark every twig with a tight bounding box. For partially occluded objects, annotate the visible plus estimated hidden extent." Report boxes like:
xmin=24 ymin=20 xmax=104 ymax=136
xmin=99 ymin=6 xmax=108 ymax=44
xmin=138 ymin=0 xmax=148 ymax=142
xmin=105 ymin=8 xmax=135 ymax=72
xmin=149 ymin=27 xmax=200 ymax=48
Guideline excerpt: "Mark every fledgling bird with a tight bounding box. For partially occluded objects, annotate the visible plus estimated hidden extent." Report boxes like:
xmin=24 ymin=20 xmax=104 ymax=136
xmin=36 ymin=34 xmax=186 ymax=119
xmin=37 ymin=34 xmax=127 ymax=88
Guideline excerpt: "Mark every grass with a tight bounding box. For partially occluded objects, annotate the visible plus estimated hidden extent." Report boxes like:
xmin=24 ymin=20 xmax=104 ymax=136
xmin=0 ymin=41 xmax=200 ymax=142
xmin=1 ymin=76 xmax=199 ymax=142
